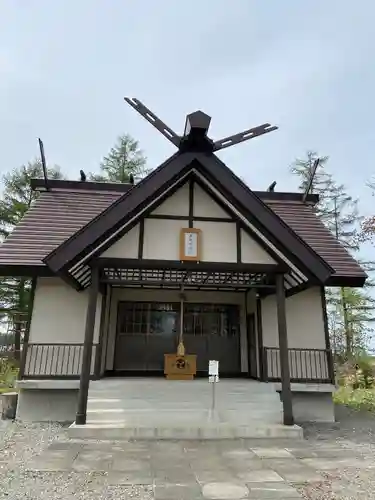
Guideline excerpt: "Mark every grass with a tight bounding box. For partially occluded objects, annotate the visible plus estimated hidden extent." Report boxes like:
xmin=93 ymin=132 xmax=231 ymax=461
xmin=334 ymin=386 xmax=375 ymax=412
xmin=0 ymin=358 xmax=19 ymax=395
xmin=0 ymin=387 xmax=17 ymax=394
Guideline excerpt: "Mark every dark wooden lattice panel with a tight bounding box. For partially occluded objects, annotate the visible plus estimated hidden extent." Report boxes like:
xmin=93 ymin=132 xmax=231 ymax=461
xmin=101 ymin=266 xmax=269 ymax=288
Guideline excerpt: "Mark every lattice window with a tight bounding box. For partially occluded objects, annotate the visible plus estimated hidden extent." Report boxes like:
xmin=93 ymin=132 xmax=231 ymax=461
xmin=117 ymin=302 xmax=180 ymax=336
xmin=183 ymin=304 xmax=239 ymax=338
xmin=117 ymin=301 xmax=240 ymax=339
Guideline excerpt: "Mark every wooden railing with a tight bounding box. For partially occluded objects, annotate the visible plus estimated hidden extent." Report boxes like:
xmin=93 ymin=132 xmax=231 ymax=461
xmin=22 ymin=343 xmax=97 ymax=379
xmin=263 ymin=347 xmax=334 ymax=384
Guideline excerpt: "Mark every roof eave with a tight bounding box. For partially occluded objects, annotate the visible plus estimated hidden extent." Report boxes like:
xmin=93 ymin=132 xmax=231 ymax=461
xmin=43 ymin=152 xmax=195 ymax=273
xmin=255 ymin=191 xmax=319 ymax=204
xmin=195 ymin=153 xmax=334 ymax=284
xmin=326 ymin=274 xmax=368 ymax=287
xmin=43 ymin=151 xmax=334 ymax=285
xmin=31 ymin=178 xmax=133 ymax=193
xmin=0 ymin=264 xmax=54 ymax=278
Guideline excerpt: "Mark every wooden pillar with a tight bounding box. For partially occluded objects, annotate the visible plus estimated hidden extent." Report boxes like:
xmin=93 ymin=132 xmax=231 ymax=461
xmin=256 ymin=295 xmax=265 ymax=381
xmin=320 ymin=286 xmax=335 ymax=384
xmin=76 ymin=267 xmax=99 ymax=425
xmin=101 ymin=285 xmax=112 ymax=374
xmin=244 ymin=291 xmax=249 ymax=376
xmin=275 ymin=273 xmax=294 ymax=426
xmin=19 ymin=277 xmax=37 ymax=379
xmin=94 ymin=286 xmax=108 ymax=378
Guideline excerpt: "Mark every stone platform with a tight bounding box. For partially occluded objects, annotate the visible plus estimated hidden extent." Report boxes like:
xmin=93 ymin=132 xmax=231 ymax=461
xmin=29 ymin=436 xmax=375 ymax=499
xmin=68 ymin=378 xmax=303 ymax=440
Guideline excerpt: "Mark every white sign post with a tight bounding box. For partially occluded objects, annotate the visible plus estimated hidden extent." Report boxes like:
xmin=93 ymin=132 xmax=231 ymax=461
xmin=208 ymin=360 xmax=219 ymax=417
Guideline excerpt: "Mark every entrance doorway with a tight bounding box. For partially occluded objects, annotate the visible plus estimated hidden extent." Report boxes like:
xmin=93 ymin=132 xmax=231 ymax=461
xmin=113 ymin=301 xmax=241 ymax=374
xmin=114 ymin=302 xmax=178 ymax=371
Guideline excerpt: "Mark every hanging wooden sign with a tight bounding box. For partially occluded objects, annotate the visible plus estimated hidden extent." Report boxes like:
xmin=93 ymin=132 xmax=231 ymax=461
xmin=180 ymin=228 xmax=201 ymax=261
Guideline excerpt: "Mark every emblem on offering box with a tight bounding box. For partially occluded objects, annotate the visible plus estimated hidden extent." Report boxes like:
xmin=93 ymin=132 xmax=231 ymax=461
xmin=180 ymin=228 xmax=201 ymax=261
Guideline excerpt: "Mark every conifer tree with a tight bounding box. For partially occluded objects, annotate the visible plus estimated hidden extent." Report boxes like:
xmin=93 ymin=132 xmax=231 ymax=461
xmin=0 ymin=161 xmax=63 ymax=358
xmin=90 ymin=134 xmax=149 ymax=183
xmin=291 ymin=152 xmax=372 ymax=358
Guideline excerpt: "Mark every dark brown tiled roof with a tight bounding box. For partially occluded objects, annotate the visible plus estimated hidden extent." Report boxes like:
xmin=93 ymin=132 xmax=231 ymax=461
xmin=0 ymin=189 xmax=120 ymax=267
xmin=266 ymin=200 xmax=366 ymax=280
xmin=0 ymin=185 xmax=366 ymax=282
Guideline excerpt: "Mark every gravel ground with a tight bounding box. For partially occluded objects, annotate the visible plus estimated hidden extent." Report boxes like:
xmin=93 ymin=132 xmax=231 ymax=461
xmin=303 ymin=404 xmax=375 ymax=444
xmin=1 ymin=404 xmax=375 ymax=499
xmin=300 ymin=405 xmax=375 ymax=500
xmin=0 ymin=421 xmax=152 ymax=499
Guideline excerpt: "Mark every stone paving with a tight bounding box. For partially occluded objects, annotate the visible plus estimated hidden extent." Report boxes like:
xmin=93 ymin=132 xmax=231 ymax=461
xmin=27 ymin=437 xmax=375 ymax=499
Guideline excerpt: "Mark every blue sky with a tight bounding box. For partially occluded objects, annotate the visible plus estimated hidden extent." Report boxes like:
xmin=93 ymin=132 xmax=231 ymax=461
xmin=0 ymin=1 xmax=374 ymax=217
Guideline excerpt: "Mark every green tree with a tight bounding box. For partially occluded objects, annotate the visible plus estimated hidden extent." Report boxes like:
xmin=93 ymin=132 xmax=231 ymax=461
xmin=290 ymin=151 xmax=331 ymax=219
xmin=90 ymin=134 xmax=149 ymax=183
xmin=325 ymin=183 xmax=361 ymax=252
xmin=0 ymin=160 xmax=63 ymax=238
xmin=326 ymin=183 xmax=362 ymax=356
xmin=360 ymin=178 xmax=375 ymax=244
xmin=328 ymin=287 xmax=375 ymax=359
xmin=0 ymin=160 xmax=63 ymax=358
xmin=290 ymin=151 xmax=329 ymax=191
xmin=291 ymin=151 xmax=370 ymax=358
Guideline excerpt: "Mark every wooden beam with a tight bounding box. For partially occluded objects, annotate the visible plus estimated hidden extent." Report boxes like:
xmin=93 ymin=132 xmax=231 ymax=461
xmin=188 ymin=177 xmax=194 ymax=228
xmin=146 ymin=214 xmax=233 ymax=222
xmin=76 ymin=267 xmax=99 ymax=425
xmin=138 ymin=219 xmax=144 ymax=259
xmin=236 ymin=222 xmax=242 ymax=263
xmin=275 ymin=273 xmax=294 ymax=426
xmin=99 ymin=278 xmax=274 ymax=289
xmin=95 ymin=258 xmax=285 ymax=274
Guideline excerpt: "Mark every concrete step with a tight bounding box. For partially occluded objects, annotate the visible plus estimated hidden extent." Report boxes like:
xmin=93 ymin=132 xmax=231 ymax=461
xmin=68 ymin=422 xmax=303 ymax=440
xmin=85 ymin=409 xmax=283 ymax=425
xmin=87 ymin=392 xmax=282 ymax=400
xmin=88 ymin=383 xmax=279 ymax=396
xmin=88 ymin=386 xmax=279 ymax=392
xmin=86 ymin=390 xmax=282 ymax=400
xmin=87 ymin=399 xmax=281 ymax=411
xmin=83 ymin=380 xmax=287 ymax=437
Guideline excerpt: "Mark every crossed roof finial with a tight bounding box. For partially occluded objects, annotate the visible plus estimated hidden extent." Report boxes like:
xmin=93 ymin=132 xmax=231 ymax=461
xmin=124 ymin=97 xmax=278 ymax=153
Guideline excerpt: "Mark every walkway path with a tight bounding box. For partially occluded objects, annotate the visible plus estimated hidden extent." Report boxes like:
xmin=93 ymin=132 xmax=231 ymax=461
xmin=2 ymin=405 xmax=375 ymax=499
xmin=19 ymin=436 xmax=375 ymax=499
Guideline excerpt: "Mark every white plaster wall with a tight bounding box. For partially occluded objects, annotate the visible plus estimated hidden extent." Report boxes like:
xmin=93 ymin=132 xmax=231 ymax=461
xmin=151 ymin=182 xmax=189 ymax=216
xmin=100 ymin=217 xmax=278 ymax=266
xmin=193 ymin=221 xmax=237 ymax=262
xmin=97 ymin=180 xmax=277 ymax=267
xmin=26 ymin=277 xmax=102 ymax=377
xmin=143 ymin=218 xmax=186 ymax=260
xmin=193 ymin=183 xmax=229 ymax=218
xmin=241 ymin=230 xmax=276 ymax=265
xmin=261 ymin=287 xmax=325 ymax=348
xmin=105 ymin=288 xmax=248 ymax=373
xmin=101 ymin=224 xmax=139 ymax=258
xmin=30 ymin=278 xmax=102 ymax=344
xmin=261 ymin=287 xmax=328 ymax=380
